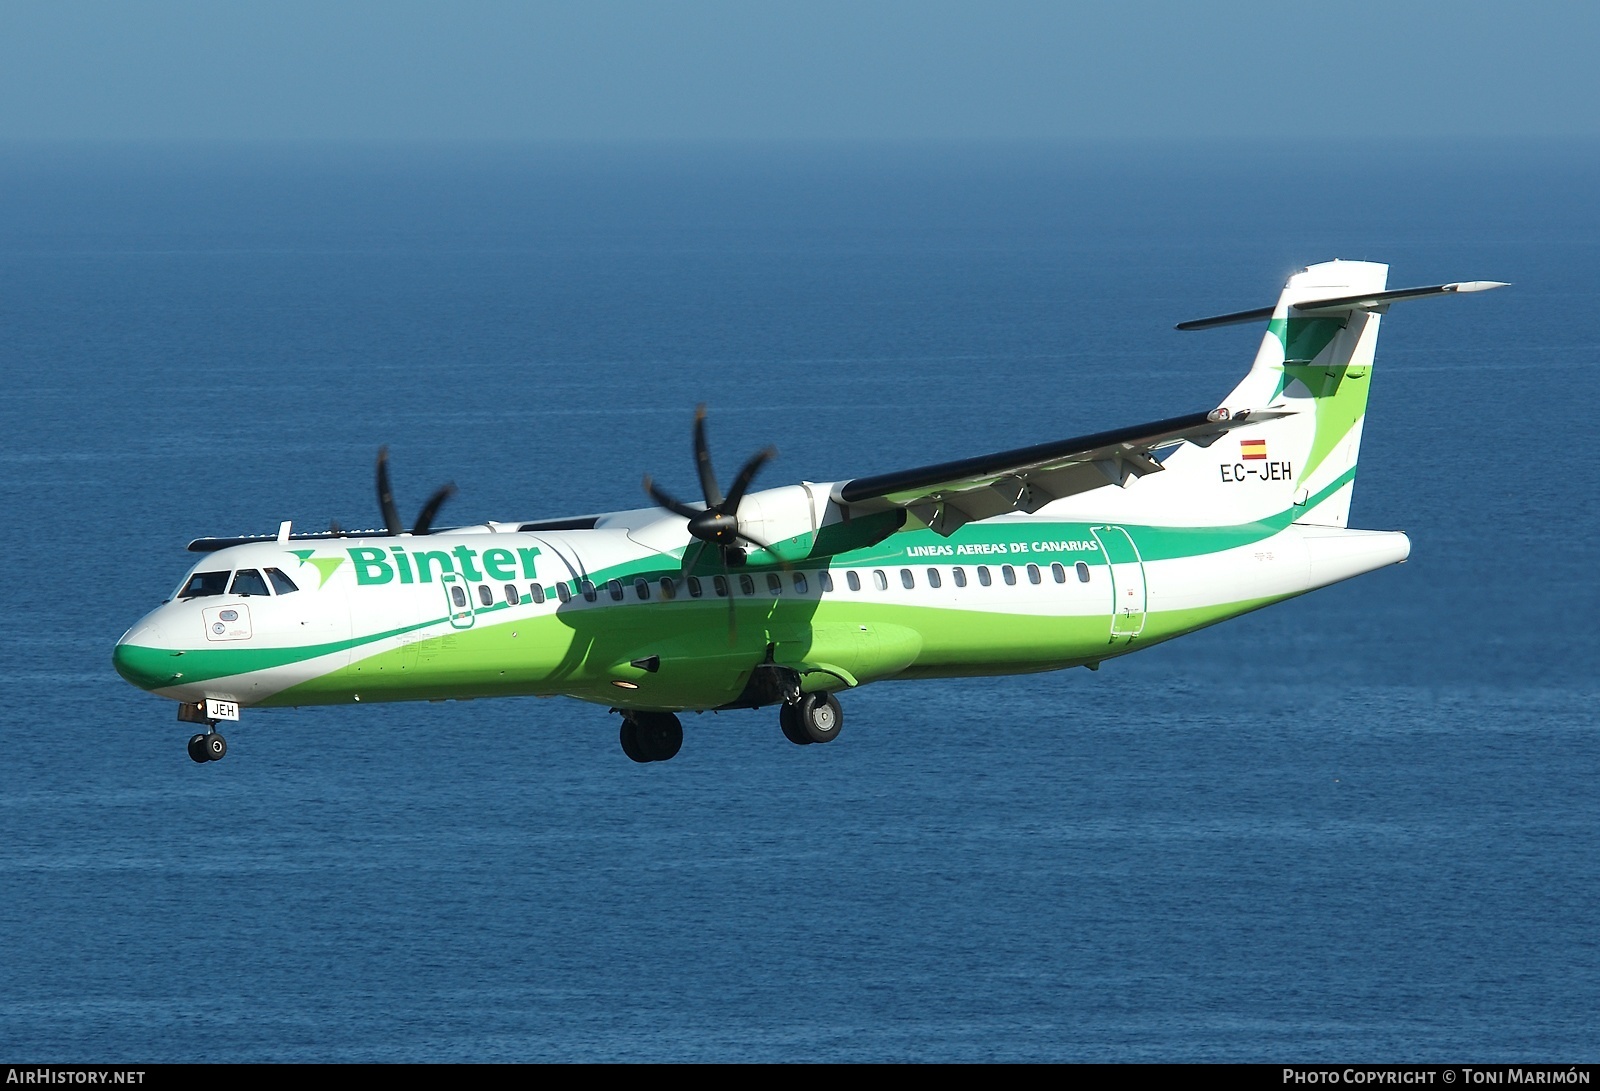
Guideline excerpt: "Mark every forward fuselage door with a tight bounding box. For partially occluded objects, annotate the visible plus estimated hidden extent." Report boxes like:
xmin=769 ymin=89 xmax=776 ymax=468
xmin=1091 ymin=525 xmax=1147 ymax=640
xmin=442 ymin=572 xmax=476 ymax=629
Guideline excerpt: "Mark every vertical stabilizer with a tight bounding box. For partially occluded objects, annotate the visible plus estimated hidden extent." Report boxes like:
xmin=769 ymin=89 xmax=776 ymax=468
xmin=1221 ymin=259 xmax=1389 ymax=527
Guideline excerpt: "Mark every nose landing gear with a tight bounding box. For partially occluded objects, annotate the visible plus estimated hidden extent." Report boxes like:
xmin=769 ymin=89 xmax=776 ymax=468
xmin=186 ymin=731 xmax=228 ymax=763
xmin=179 ymin=701 xmax=233 ymax=763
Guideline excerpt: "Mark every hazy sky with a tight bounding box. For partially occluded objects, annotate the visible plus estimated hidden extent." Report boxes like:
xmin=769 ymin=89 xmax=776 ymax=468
xmin=0 ymin=1 xmax=1594 ymax=141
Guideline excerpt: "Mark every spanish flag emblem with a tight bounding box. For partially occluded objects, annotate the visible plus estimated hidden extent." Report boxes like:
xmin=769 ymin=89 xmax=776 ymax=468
xmin=1240 ymin=438 xmax=1268 ymax=461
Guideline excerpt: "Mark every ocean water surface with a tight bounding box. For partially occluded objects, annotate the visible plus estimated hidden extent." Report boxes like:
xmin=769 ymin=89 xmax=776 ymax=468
xmin=0 ymin=140 xmax=1596 ymax=1061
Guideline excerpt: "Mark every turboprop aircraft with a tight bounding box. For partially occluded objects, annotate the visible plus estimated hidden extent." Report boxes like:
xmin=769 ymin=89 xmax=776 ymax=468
xmin=114 ymin=260 xmax=1504 ymax=764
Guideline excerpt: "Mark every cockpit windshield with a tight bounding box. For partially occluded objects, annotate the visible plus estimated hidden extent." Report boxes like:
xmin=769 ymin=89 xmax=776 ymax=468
xmin=179 ymin=571 xmax=231 ymax=599
xmin=177 ymin=565 xmax=302 ymax=600
xmin=230 ymin=569 xmax=270 ymax=597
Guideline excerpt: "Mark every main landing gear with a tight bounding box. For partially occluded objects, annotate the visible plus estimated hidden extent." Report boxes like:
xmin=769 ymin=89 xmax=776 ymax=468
xmin=187 ymin=730 xmax=228 ymax=763
xmin=780 ymin=692 xmax=843 ymax=746
xmin=614 ymin=691 xmax=845 ymax=762
xmin=620 ymin=712 xmax=683 ymax=763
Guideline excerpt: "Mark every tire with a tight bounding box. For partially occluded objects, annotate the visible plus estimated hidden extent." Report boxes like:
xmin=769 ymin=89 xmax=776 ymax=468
xmin=798 ymin=693 xmax=843 ymax=744
xmin=187 ymin=734 xmax=211 ymax=764
xmin=779 ymin=702 xmax=812 ymax=746
xmin=204 ymin=733 xmax=228 ymax=761
xmin=636 ymin=713 xmax=683 ymax=762
xmin=619 ymin=720 xmax=650 ymax=763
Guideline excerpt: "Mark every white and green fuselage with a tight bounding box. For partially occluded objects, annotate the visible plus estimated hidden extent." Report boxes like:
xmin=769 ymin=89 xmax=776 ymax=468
xmin=112 ymin=509 xmax=1407 ymax=713
xmin=114 ymin=261 xmax=1499 ymax=754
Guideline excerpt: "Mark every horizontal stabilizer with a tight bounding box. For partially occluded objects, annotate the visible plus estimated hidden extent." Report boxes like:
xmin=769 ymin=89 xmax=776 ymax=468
xmin=1176 ymin=280 xmax=1508 ymax=331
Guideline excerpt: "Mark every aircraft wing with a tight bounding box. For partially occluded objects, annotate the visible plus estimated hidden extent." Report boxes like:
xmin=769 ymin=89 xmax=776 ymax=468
xmin=831 ymin=408 xmax=1285 ymax=535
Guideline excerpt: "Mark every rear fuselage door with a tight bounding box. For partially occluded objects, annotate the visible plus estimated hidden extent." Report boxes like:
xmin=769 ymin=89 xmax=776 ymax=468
xmin=1091 ymin=525 xmax=1147 ymax=639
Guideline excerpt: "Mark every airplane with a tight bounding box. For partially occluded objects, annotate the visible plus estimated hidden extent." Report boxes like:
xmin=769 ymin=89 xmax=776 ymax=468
xmin=113 ymin=260 xmax=1505 ymax=764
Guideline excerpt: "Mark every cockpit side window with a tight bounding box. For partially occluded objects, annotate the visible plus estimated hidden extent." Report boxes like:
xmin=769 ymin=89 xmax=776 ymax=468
xmin=266 ymin=568 xmax=299 ymax=595
xmin=181 ymin=571 xmax=231 ymax=599
xmin=230 ymin=569 xmax=270 ymax=597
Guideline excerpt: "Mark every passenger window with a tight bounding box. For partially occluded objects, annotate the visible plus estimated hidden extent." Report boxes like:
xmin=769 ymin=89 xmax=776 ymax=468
xmin=953 ymin=567 xmax=967 ymax=588
xmin=581 ymin=580 xmax=598 ymax=602
xmin=230 ymin=569 xmax=269 ymax=597
xmin=977 ymin=566 xmax=992 ymax=587
xmin=530 ymin=583 xmax=546 ymax=604
xmin=505 ymin=583 xmax=520 ymax=605
xmin=713 ymin=575 xmax=729 ymax=597
xmin=1076 ymin=561 xmax=1091 ymax=583
xmin=739 ymin=574 xmax=755 ymax=596
xmin=927 ymin=568 xmax=942 ymax=588
xmin=659 ymin=578 xmax=676 ymax=600
xmin=556 ymin=582 xmax=572 ymax=603
xmin=818 ymin=571 xmax=834 ymax=593
xmin=873 ymin=570 xmax=888 ymax=591
xmin=451 ymin=585 xmax=468 ymax=608
xmin=847 ymin=571 xmax=861 ymax=592
xmin=792 ymin=572 xmax=808 ymax=594
xmin=1027 ymin=564 xmax=1041 ymax=585
xmin=1002 ymin=565 xmax=1017 ymax=586
xmin=900 ymin=568 xmax=914 ymax=589
xmin=1051 ymin=563 xmax=1066 ymax=584
xmin=766 ymin=573 xmax=783 ymax=595
xmin=688 ymin=576 xmax=704 ymax=598
xmin=478 ymin=584 xmax=494 ymax=606
xmin=265 ymin=568 xmax=299 ymax=595
xmin=635 ymin=578 xmax=650 ymax=600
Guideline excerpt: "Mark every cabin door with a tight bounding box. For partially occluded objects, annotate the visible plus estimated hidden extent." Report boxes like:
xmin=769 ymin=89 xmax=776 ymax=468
xmin=441 ymin=572 xmax=476 ymax=630
xmin=1091 ymin=526 xmax=1147 ymax=640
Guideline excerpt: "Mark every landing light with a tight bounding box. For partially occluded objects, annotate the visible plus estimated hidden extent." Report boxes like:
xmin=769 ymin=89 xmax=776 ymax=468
xmin=611 ymin=680 xmax=640 ymax=691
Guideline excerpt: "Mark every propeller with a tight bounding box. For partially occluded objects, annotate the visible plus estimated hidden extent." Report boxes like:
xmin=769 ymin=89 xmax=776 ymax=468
xmin=642 ymin=405 xmax=777 ymax=565
xmin=643 ymin=406 xmax=778 ymax=645
xmin=376 ymin=446 xmax=457 ymax=536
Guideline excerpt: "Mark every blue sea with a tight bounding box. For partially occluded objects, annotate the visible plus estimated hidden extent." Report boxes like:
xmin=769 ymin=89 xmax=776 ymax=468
xmin=1 ymin=139 xmax=1597 ymax=1062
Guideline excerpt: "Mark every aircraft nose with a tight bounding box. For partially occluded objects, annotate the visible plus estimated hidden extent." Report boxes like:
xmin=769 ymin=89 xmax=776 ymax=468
xmin=113 ymin=623 xmax=184 ymax=691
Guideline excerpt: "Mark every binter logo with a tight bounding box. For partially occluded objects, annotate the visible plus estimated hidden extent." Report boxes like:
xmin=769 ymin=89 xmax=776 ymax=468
xmin=343 ymin=544 xmax=542 ymax=586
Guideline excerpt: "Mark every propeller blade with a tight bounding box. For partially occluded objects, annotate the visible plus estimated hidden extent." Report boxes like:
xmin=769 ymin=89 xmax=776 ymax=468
xmin=376 ymin=447 xmax=403 ymax=536
xmin=731 ymin=529 xmax=797 ymax=575
xmin=722 ymin=553 xmax=738 ymax=647
xmin=412 ymin=483 xmax=457 ymax=536
xmin=692 ymin=405 xmax=723 ymax=509
xmin=733 ymin=528 xmax=779 ymax=556
xmin=679 ymin=539 xmax=708 ymax=575
xmin=722 ymin=445 xmax=776 ymax=513
xmin=643 ymin=476 xmax=703 ymax=521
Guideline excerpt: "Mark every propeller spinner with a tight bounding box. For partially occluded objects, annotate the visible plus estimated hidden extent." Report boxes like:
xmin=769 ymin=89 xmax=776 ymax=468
xmin=642 ymin=406 xmax=776 ymax=563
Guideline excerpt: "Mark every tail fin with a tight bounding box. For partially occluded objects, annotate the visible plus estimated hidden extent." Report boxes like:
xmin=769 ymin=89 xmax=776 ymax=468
xmin=1131 ymin=261 xmax=1505 ymax=529
xmin=1222 ymin=259 xmax=1389 ymax=528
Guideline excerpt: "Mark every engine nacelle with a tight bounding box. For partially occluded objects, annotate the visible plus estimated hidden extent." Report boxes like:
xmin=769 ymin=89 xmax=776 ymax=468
xmin=736 ymin=483 xmax=906 ymax=564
